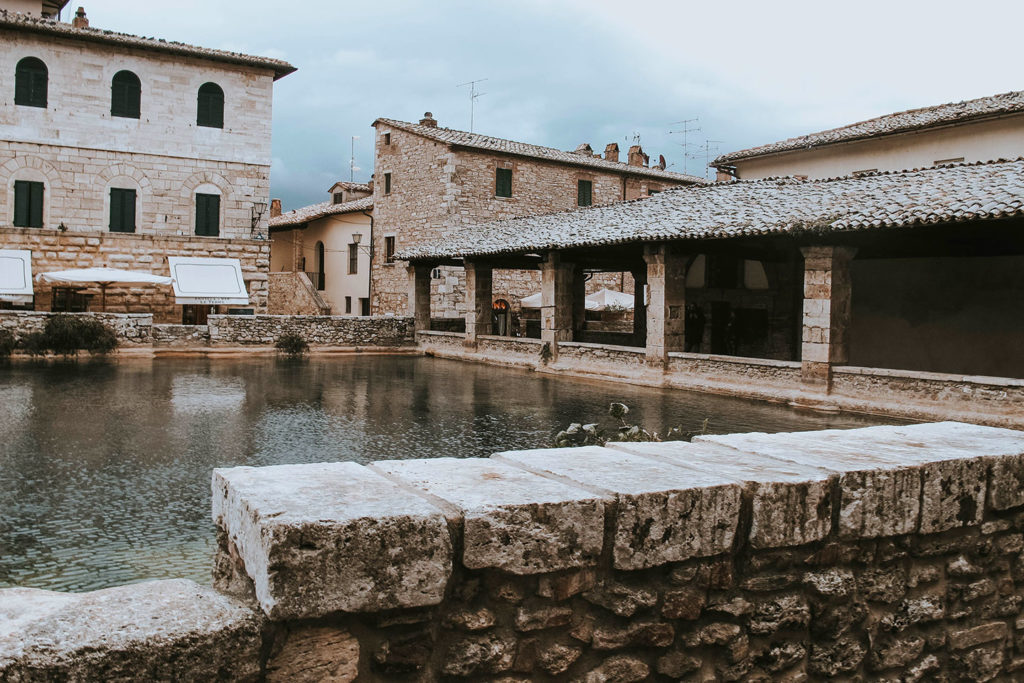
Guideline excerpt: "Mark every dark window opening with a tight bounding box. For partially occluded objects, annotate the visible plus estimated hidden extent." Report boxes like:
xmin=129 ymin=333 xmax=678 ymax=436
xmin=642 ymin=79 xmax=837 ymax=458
xmin=51 ymin=287 xmax=90 ymax=313
xmin=13 ymin=180 xmax=44 ymax=228
xmin=15 ymin=57 xmax=47 ymax=108
xmin=384 ymin=172 xmax=392 ymax=194
xmin=110 ymin=70 xmax=141 ymax=118
xmin=495 ymin=167 xmax=513 ymax=197
xmin=333 ymin=192 xmax=344 ymax=204
xmin=345 ymin=296 xmax=352 ymax=314
xmin=383 ymin=132 xmax=391 ymax=145
xmin=109 ymin=187 xmax=137 ymax=233
xmin=348 ymin=243 xmax=358 ymax=274
xmin=197 ymin=82 xmax=224 ymax=128
xmin=182 ymin=304 xmax=212 ymax=325
xmin=708 ymin=254 xmax=741 ymax=289
xmin=313 ymin=241 xmax=325 ymax=290
xmin=195 ymin=193 xmax=220 ymax=236
xmin=384 ymin=235 xmax=396 ymax=263
xmin=577 ymin=179 xmax=593 ymax=207
xmin=360 ymin=298 xmax=370 ymax=316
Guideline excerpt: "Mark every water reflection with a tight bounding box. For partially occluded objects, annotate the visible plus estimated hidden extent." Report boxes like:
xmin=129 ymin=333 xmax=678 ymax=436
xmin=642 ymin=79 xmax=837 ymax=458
xmin=0 ymin=356 xmax=897 ymax=592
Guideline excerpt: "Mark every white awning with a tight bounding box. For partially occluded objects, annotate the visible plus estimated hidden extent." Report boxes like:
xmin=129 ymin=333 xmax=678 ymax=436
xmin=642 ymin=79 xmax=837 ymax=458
xmin=168 ymin=257 xmax=249 ymax=305
xmin=519 ymin=288 xmax=633 ymax=311
xmin=0 ymin=250 xmax=34 ymax=303
xmin=37 ymin=267 xmax=172 ymax=286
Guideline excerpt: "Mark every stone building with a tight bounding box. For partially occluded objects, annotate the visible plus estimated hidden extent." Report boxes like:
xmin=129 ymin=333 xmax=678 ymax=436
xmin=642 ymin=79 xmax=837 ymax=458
xmin=712 ymin=90 xmax=1024 ymax=181
xmin=268 ymin=182 xmax=373 ymax=315
xmin=0 ymin=4 xmax=294 ymax=321
xmin=370 ymin=112 xmax=707 ymax=321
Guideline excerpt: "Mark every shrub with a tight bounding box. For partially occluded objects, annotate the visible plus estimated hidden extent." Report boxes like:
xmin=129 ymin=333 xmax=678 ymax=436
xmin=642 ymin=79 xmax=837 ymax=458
xmin=275 ymin=331 xmax=309 ymax=357
xmin=0 ymin=328 xmax=15 ymax=358
xmin=21 ymin=331 xmax=49 ymax=357
xmin=553 ymin=402 xmax=709 ymax=448
xmin=76 ymin=317 xmax=118 ymax=355
xmin=20 ymin=315 xmax=120 ymax=357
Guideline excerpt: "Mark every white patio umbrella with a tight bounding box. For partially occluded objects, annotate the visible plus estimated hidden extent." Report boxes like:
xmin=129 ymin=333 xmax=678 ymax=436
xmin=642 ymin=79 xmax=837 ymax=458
xmin=585 ymin=288 xmax=634 ymax=311
xmin=36 ymin=267 xmax=172 ymax=311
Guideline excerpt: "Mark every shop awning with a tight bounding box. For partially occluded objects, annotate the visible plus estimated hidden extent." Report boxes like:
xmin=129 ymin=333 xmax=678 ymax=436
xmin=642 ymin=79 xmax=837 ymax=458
xmin=168 ymin=257 xmax=249 ymax=305
xmin=0 ymin=250 xmax=34 ymax=303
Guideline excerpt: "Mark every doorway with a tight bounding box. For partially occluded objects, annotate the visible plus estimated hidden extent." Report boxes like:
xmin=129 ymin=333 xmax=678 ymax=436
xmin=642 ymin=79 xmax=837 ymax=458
xmin=314 ymin=241 xmax=326 ymax=290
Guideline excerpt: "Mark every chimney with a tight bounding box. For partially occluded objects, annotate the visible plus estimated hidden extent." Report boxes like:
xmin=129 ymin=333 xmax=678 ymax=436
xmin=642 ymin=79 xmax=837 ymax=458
xmin=419 ymin=112 xmax=438 ymax=128
xmin=604 ymin=143 xmax=619 ymax=163
xmin=573 ymin=143 xmax=593 ymax=156
xmin=628 ymin=145 xmax=649 ymax=168
xmin=72 ymin=7 xmax=89 ymax=28
xmin=270 ymin=199 xmax=281 ymax=218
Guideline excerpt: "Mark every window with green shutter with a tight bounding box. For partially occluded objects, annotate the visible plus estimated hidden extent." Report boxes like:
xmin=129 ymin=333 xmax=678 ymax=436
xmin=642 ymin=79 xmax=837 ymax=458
xmin=14 ymin=57 xmax=47 ymax=108
xmin=577 ymin=179 xmax=593 ymax=207
xmin=197 ymin=82 xmax=224 ymax=128
xmin=110 ymin=70 xmax=141 ymax=119
xmin=109 ymin=188 xmax=137 ymax=232
xmin=13 ymin=180 xmax=44 ymax=228
xmin=195 ymin=193 xmax=220 ymax=236
xmin=495 ymin=168 xmax=512 ymax=198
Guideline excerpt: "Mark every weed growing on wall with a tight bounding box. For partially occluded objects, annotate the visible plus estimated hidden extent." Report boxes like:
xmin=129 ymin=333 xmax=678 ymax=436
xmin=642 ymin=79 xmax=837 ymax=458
xmin=0 ymin=329 xmax=15 ymax=358
xmin=16 ymin=315 xmax=118 ymax=357
xmin=275 ymin=331 xmax=309 ymax=357
xmin=553 ymin=402 xmax=709 ymax=447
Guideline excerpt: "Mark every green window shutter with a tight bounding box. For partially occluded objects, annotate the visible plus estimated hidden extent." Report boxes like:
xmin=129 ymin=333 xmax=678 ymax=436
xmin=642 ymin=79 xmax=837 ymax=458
xmin=16 ymin=181 xmax=45 ymax=228
xmin=13 ymin=181 xmax=29 ymax=227
xmin=196 ymin=193 xmax=220 ymax=236
xmin=197 ymin=83 xmax=224 ymax=128
xmin=123 ymin=189 xmax=136 ymax=231
xmin=29 ymin=182 xmax=44 ymax=227
xmin=578 ymin=180 xmax=592 ymax=207
xmin=496 ymin=168 xmax=512 ymax=197
xmin=15 ymin=58 xmax=47 ymax=108
xmin=110 ymin=188 xmax=123 ymax=230
xmin=110 ymin=188 xmax=136 ymax=232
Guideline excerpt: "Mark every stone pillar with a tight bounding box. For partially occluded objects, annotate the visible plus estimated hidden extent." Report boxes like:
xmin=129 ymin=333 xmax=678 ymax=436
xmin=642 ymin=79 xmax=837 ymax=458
xmin=541 ymin=253 xmax=575 ymax=360
xmin=572 ymin=266 xmax=587 ymax=339
xmin=464 ymin=261 xmax=492 ymax=350
xmin=408 ymin=264 xmax=432 ymax=333
xmin=644 ymin=244 xmax=686 ymax=365
xmin=631 ymin=268 xmax=647 ymax=348
xmin=800 ymin=246 xmax=856 ymax=390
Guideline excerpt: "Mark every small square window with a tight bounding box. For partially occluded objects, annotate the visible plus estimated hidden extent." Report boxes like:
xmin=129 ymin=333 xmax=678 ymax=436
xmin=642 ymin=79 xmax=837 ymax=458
xmin=384 ymin=172 xmax=392 ymax=194
xmin=577 ymin=179 xmax=592 ymax=207
xmin=385 ymin=235 xmax=396 ymax=263
xmin=383 ymin=132 xmax=391 ymax=145
xmin=495 ymin=168 xmax=512 ymax=198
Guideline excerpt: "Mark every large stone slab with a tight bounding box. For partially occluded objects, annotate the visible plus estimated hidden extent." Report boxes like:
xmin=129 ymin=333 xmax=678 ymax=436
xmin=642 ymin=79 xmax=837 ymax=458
xmin=494 ymin=446 xmax=742 ymax=569
xmin=0 ymin=579 xmax=261 ymax=681
xmin=371 ymin=457 xmax=605 ymax=574
xmin=213 ymin=462 xmax=452 ymax=620
xmin=609 ymin=441 xmax=835 ymax=549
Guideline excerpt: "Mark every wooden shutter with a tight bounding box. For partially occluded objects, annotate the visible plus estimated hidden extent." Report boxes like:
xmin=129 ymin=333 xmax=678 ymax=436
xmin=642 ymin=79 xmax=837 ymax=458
xmin=28 ymin=182 xmax=44 ymax=228
xmin=110 ymin=188 xmax=136 ymax=232
xmin=196 ymin=193 xmax=220 ymax=236
xmin=197 ymin=83 xmax=224 ymax=128
xmin=15 ymin=58 xmax=47 ymax=108
xmin=13 ymin=181 xmax=29 ymax=227
xmin=578 ymin=180 xmax=592 ymax=207
xmin=111 ymin=72 xmax=141 ymax=118
xmin=496 ymin=168 xmax=512 ymax=197
xmin=15 ymin=181 xmax=44 ymax=228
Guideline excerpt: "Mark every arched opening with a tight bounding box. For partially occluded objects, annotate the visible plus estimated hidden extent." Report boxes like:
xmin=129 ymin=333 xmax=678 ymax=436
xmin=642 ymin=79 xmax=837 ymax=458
xmin=314 ymin=241 xmax=326 ymax=290
xmin=15 ymin=57 xmax=47 ymax=108
xmin=492 ymin=298 xmax=511 ymax=336
xmin=111 ymin=70 xmax=141 ymax=118
xmin=197 ymin=82 xmax=224 ymax=128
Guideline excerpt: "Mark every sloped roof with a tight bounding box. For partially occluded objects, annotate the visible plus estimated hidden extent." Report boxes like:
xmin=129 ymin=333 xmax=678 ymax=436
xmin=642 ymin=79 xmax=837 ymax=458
xmin=397 ymin=159 xmax=1024 ymax=260
xmin=373 ymin=118 xmax=708 ymax=185
xmin=713 ymin=91 xmax=1024 ymax=166
xmin=269 ymin=196 xmax=373 ymax=230
xmin=328 ymin=181 xmax=371 ymax=194
xmin=0 ymin=10 xmax=296 ymax=80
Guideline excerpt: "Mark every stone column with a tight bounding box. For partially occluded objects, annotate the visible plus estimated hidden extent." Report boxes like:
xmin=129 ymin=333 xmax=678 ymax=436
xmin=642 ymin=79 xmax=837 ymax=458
xmin=800 ymin=246 xmax=856 ymax=390
xmin=541 ymin=253 xmax=575 ymax=360
xmin=408 ymin=264 xmax=432 ymax=334
xmin=631 ymin=268 xmax=647 ymax=348
xmin=644 ymin=244 xmax=686 ymax=365
xmin=572 ymin=266 xmax=587 ymax=339
xmin=464 ymin=261 xmax=492 ymax=350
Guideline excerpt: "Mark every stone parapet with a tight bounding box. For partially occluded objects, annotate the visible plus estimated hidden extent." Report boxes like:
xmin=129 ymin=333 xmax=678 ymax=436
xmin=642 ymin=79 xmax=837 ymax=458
xmin=206 ymin=314 xmax=415 ymax=346
xmin=0 ymin=310 xmax=153 ymax=344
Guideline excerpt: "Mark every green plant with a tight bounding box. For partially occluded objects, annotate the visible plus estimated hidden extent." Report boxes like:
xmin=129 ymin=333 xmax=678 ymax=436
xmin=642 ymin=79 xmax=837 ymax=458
xmin=539 ymin=342 xmax=553 ymax=365
xmin=553 ymin=402 xmax=709 ymax=448
xmin=20 ymin=331 xmax=49 ymax=357
xmin=0 ymin=328 xmax=15 ymax=357
xmin=19 ymin=315 xmax=119 ymax=357
xmin=76 ymin=317 xmax=118 ymax=355
xmin=275 ymin=331 xmax=309 ymax=357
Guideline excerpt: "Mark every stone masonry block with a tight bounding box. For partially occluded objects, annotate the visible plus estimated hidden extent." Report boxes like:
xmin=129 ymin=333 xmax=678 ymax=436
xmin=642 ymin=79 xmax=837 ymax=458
xmin=371 ymin=457 xmax=605 ymax=574
xmin=494 ymin=446 xmax=742 ymax=569
xmin=0 ymin=580 xmax=262 ymax=681
xmin=212 ymin=462 xmax=452 ymax=620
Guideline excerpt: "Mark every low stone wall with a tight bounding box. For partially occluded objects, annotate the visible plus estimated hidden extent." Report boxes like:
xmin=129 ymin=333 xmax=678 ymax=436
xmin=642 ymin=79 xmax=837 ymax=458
xmin=478 ymin=334 xmax=545 ymax=363
xmin=668 ymin=352 xmax=803 ymax=390
xmin=0 ymin=311 xmax=153 ymax=345
xmin=152 ymin=323 xmax=211 ymax=347
xmin=206 ymin=314 xmax=415 ymax=347
xmin=417 ymin=329 xmax=466 ymax=354
xmin=6 ymin=422 xmax=1024 ymax=681
xmin=557 ymin=340 xmax=647 ymax=369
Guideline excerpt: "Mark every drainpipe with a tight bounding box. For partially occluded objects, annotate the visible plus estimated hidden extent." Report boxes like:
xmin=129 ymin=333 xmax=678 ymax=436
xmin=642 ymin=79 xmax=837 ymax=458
xmin=361 ymin=209 xmax=373 ymax=314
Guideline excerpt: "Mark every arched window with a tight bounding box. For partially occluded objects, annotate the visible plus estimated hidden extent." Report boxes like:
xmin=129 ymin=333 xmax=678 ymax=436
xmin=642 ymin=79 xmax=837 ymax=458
xmin=110 ymin=70 xmax=141 ymax=118
xmin=196 ymin=82 xmax=224 ymax=128
xmin=15 ymin=57 xmax=48 ymax=108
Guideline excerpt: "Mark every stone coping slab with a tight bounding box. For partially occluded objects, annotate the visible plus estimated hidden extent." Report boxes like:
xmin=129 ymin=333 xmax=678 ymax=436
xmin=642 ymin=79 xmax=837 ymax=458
xmin=371 ymin=457 xmax=605 ymax=574
xmin=213 ymin=462 xmax=452 ymax=620
xmin=493 ymin=445 xmax=743 ymax=569
xmin=0 ymin=579 xmax=261 ymax=681
xmin=608 ymin=441 xmax=836 ymax=549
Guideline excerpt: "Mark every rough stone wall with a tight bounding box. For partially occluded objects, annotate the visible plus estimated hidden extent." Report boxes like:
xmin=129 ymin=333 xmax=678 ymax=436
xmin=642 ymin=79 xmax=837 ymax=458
xmin=5 ymin=422 xmax=1024 ymax=681
xmin=0 ymin=310 xmax=152 ymax=343
xmin=0 ymin=228 xmax=269 ymax=322
xmin=152 ymin=323 xmax=210 ymax=347
xmin=206 ymin=314 xmax=414 ymax=347
xmin=371 ymin=124 xmax=684 ymax=317
xmin=267 ymin=271 xmax=328 ymax=315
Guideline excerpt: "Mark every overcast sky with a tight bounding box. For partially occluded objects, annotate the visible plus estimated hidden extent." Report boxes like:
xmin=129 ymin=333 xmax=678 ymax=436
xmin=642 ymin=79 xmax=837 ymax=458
xmin=78 ymin=0 xmax=1023 ymax=210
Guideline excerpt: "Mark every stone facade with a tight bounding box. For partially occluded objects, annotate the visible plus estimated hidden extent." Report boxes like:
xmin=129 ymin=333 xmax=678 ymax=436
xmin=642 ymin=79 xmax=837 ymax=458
xmin=0 ymin=14 xmax=291 ymax=320
xmin=0 ymin=309 xmax=152 ymax=343
xmin=371 ymin=116 xmax=696 ymax=317
xmin=5 ymin=422 xmax=1024 ymax=681
xmin=206 ymin=314 xmax=414 ymax=347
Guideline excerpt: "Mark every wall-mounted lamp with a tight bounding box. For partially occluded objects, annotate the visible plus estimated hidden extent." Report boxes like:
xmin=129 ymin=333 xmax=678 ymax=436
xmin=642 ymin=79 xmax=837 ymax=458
xmin=250 ymin=201 xmax=268 ymax=239
xmin=351 ymin=231 xmax=372 ymax=256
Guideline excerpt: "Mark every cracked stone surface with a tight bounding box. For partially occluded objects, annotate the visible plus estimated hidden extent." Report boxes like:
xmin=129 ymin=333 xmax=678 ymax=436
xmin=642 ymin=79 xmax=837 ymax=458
xmin=212 ymin=461 xmax=452 ymax=619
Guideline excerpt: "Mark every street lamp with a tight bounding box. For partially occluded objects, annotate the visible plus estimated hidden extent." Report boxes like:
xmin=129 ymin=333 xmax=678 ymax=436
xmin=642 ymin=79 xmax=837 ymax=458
xmin=351 ymin=231 xmax=372 ymax=256
xmin=250 ymin=201 xmax=268 ymax=239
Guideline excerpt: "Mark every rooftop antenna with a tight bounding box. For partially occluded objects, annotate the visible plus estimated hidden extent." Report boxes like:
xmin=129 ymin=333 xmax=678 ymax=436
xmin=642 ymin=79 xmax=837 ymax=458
xmin=349 ymin=135 xmax=361 ymax=182
xmin=701 ymin=140 xmax=724 ymax=179
xmin=457 ymin=78 xmax=488 ymax=132
xmin=669 ymin=118 xmax=701 ymax=175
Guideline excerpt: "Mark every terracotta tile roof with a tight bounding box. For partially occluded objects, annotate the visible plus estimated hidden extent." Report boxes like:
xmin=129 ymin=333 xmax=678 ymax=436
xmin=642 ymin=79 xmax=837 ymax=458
xmin=328 ymin=181 xmax=371 ymax=193
xmin=713 ymin=91 xmax=1024 ymax=166
xmin=397 ymin=159 xmax=1024 ymax=260
xmin=269 ymin=196 xmax=373 ymax=230
xmin=0 ymin=10 xmax=296 ymax=80
xmin=373 ymin=118 xmax=709 ymax=185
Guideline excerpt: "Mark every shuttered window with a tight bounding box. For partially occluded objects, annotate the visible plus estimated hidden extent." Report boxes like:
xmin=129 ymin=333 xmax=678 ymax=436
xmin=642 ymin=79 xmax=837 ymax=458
xmin=109 ymin=188 xmax=137 ymax=232
xmin=384 ymin=173 xmax=392 ymax=194
xmin=195 ymin=193 xmax=220 ymax=236
xmin=495 ymin=168 xmax=512 ymax=197
xmin=348 ymin=243 xmax=358 ymax=274
xmin=110 ymin=70 xmax=141 ymax=118
xmin=14 ymin=57 xmax=47 ymax=108
xmin=577 ymin=179 xmax=593 ymax=207
xmin=13 ymin=180 xmax=44 ymax=228
xmin=197 ymin=82 xmax=224 ymax=128
xmin=384 ymin=235 xmax=396 ymax=263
